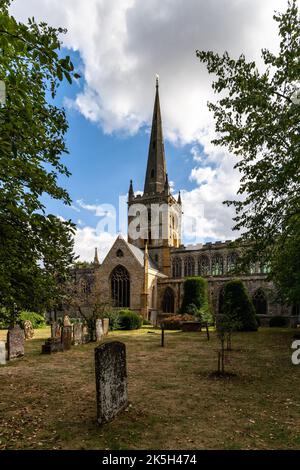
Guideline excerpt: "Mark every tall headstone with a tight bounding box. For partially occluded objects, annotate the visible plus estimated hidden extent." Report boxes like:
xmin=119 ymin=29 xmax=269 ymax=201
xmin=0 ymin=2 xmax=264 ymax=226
xmin=82 ymin=325 xmax=90 ymax=344
xmin=102 ymin=318 xmax=109 ymax=336
xmin=61 ymin=325 xmax=72 ymax=351
xmin=7 ymin=325 xmax=25 ymax=360
xmin=95 ymin=319 xmax=103 ymax=342
xmin=24 ymin=320 xmax=34 ymax=340
xmin=0 ymin=341 xmax=6 ymax=365
xmin=73 ymin=323 xmax=83 ymax=345
xmin=95 ymin=341 xmax=128 ymax=424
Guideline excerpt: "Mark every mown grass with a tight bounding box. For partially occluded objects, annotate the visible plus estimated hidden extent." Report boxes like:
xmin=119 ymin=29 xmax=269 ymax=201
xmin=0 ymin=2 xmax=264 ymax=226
xmin=0 ymin=326 xmax=300 ymax=450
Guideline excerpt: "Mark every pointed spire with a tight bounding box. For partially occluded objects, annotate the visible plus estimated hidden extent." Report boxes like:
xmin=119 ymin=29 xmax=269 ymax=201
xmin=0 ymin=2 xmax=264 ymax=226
xmin=144 ymin=76 xmax=167 ymax=195
xmin=94 ymin=247 xmax=100 ymax=265
xmin=128 ymin=179 xmax=134 ymax=200
xmin=164 ymin=173 xmax=170 ymax=195
xmin=177 ymin=190 xmax=182 ymax=205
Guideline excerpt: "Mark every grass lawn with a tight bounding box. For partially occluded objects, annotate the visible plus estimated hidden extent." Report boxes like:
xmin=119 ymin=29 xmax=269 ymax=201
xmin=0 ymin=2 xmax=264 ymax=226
xmin=0 ymin=326 xmax=300 ymax=450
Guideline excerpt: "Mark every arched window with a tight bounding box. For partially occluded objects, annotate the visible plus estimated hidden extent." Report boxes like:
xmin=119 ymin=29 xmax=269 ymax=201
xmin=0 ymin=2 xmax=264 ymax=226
xmin=198 ymin=255 xmax=210 ymax=276
xmin=172 ymin=257 xmax=182 ymax=278
xmin=252 ymin=289 xmax=267 ymax=315
xmin=218 ymin=286 xmax=225 ymax=314
xmin=111 ymin=265 xmax=130 ymax=308
xmin=212 ymin=255 xmax=224 ymax=276
xmin=116 ymin=249 xmax=124 ymax=258
xmin=227 ymin=252 xmax=238 ymax=273
xmin=259 ymin=262 xmax=271 ymax=274
xmin=162 ymin=287 xmax=175 ymax=313
xmin=184 ymin=256 xmax=195 ymax=277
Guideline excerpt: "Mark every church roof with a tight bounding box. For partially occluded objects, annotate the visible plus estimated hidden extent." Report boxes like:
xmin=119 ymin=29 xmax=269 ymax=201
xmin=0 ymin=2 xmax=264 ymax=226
xmin=143 ymin=76 xmax=167 ymax=195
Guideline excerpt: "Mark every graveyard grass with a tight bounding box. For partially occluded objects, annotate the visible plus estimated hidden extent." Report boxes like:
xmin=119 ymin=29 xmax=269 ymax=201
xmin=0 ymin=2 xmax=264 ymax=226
xmin=0 ymin=326 xmax=299 ymax=450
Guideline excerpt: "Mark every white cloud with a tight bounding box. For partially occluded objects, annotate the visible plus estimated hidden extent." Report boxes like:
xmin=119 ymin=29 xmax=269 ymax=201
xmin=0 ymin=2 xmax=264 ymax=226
xmin=74 ymin=226 xmax=116 ymax=262
xmin=10 ymin=0 xmax=287 ymax=244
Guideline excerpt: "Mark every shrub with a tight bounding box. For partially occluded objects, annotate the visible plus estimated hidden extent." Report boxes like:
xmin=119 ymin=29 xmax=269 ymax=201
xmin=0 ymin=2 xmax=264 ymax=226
xmin=222 ymin=279 xmax=258 ymax=332
xmin=163 ymin=314 xmax=194 ymax=330
xmin=118 ymin=310 xmax=142 ymax=330
xmin=180 ymin=277 xmax=213 ymax=323
xmin=102 ymin=311 xmax=121 ymax=331
xmin=269 ymin=316 xmax=287 ymax=327
xmin=143 ymin=318 xmax=151 ymax=325
xmin=18 ymin=311 xmax=46 ymax=329
xmin=255 ymin=315 xmax=261 ymax=327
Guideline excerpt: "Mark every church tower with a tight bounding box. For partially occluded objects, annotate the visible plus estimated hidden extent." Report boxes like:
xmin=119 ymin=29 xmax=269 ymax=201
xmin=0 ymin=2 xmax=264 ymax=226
xmin=128 ymin=77 xmax=182 ymax=275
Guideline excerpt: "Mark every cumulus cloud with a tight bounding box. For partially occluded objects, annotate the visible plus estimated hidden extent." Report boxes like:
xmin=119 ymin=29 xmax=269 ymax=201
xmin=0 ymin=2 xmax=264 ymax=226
xmin=74 ymin=226 xmax=116 ymax=262
xmin=10 ymin=0 xmax=287 ymax=252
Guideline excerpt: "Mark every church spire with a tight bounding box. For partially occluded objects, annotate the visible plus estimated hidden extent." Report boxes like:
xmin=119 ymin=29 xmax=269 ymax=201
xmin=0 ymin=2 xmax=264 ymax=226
xmin=144 ymin=75 xmax=167 ymax=195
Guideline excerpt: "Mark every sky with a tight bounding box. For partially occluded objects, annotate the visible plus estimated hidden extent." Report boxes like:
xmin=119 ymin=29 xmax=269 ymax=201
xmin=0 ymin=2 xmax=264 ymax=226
xmin=10 ymin=0 xmax=287 ymax=261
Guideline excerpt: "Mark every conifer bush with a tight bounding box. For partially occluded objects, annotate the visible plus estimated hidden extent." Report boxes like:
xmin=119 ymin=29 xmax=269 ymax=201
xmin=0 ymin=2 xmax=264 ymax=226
xmin=222 ymin=279 xmax=258 ymax=332
xmin=180 ymin=277 xmax=212 ymax=323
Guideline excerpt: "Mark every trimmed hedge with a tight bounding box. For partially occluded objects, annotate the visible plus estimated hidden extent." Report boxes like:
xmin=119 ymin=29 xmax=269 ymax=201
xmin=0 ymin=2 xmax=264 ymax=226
xmin=222 ymin=279 xmax=258 ymax=332
xmin=118 ymin=310 xmax=143 ymax=330
xmin=163 ymin=314 xmax=194 ymax=330
xmin=180 ymin=277 xmax=212 ymax=323
xmin=269 ymin=316 xmax=287 ymax=327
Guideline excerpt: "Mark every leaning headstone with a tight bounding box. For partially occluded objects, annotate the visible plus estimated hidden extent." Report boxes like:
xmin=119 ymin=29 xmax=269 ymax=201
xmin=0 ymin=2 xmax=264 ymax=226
xmin=73 ymin=323 xmax=83 ymax=345
xmin=95 ymin=319 xmax=103 ymax=342
xmin=61 ymin=325 xmax=72 ymax=350
xmin=42 ymin=338 xmax=64 ymax=354
xmin=24 ymin=320 xmax=34 ymax=340
xmin=102 ymin=318 xmax=109 ymax=336
xmin=63 ymin=314 xmax=71 ymax=327
xmin=7 ymin=325 xmax=25 ymax=360
xmin=95 ymin=341 xmax=128 ymax=424
xmin=0 ymin=341 xmax=6 ymax=365
xmin=82 ymin=325 xmax=90 ymax=344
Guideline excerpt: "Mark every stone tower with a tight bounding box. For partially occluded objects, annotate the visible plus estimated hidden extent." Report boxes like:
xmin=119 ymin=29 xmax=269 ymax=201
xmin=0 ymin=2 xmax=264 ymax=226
xmin=128 ymin=77 xmax=182 ymax=275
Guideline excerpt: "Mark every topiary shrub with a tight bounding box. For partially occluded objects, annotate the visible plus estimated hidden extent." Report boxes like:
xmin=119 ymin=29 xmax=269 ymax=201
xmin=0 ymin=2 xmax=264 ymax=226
xmin=18 ymin=311 xmax=46 ymax=329
xmin=269 ymin=316 xmax=287 ymax=327
xmin=180 ymin=277 xmax=212 ymax=323
xmin=118 ymin=310 xmax=143 ymax=330
xmin=222 ymin=279 xmax=258 ymax=332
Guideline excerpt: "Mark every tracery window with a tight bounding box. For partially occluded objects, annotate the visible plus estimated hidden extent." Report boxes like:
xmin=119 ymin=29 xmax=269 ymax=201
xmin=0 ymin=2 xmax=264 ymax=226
xmin=252 ymin=289 xmax=267 ymax=315
xmin=211 ymin=255 xmax=224 ymax=276
xmin=162 ymin=287 xmax=175 ymax=313
xmin=198 ymin=255 xmax=210 ymax=276
xmin=111 ymin=265 xmax=130 ymax=308
xmin=184 ymin=256 xmax=195 ymax=277
xmin=227 ymin=252 xmax=238 ymax=273
xmin=172 ymin=257 xmax=182 ymax=278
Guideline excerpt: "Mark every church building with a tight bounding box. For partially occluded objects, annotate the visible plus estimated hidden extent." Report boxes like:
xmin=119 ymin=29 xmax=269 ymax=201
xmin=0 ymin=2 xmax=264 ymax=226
xmin=57 ymin=79 xmax=298 ymax=327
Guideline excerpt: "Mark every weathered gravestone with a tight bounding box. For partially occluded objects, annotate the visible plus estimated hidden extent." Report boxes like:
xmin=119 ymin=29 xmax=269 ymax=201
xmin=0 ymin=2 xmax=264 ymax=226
xmin=0 ymin=341 xmax=6 ymax=365
xmin=42 ymin=338 xmax=64 ymax=354
xmin=82 ymin=325 xmax=90 ymax=344
xmin=24 ymin=320 xmax=34 ymax=340
xmin=61 ymin=325 xmax=72 ymax=351
xmin=95 ymin=319 xmax=103 ymax=342
xmin=51 ymin=322 xmax=61 ymax=339
xmin=95 ymin=341 xmax=128 ymax=424
xmin=73 ymin=323 xmax=83 ymax=345
xmin=102 ymin=318 xmax=109 ymax=336
xmin=7 ymin=325 xmax=25 ymax=360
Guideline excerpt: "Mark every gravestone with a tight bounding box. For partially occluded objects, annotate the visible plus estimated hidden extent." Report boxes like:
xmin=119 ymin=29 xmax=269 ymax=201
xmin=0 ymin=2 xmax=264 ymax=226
xmin=24 ymin=320 xmax=34 ymax=340
xmin=61 ymin=325 xmax=72 ymax=351
xmin=73 ymin=323 xmax=83 ymax=345
xmin=63 ymin=314 xmax=71 ymax=327
xmin=102 ymin=318 xmax=109 ymax=336
xmin=7 ymin=325 xmax=25 ymax=360
xmin=95 ymin=319 xmax=103 ymax=342
xmin=0 ymin=341 xmax=6 ymax=365
xmin=42 ymin=338 xmax=64 ymax=354
xmin=95 ymin=341 xmax=128 ymax=424
xmin=82 ymin=325 xmax=90 ymax=344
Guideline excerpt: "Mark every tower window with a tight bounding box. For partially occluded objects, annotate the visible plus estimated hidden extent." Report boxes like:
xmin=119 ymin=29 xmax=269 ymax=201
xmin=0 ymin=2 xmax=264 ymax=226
xmin=150 ymin=169 xmax=155 ymax=178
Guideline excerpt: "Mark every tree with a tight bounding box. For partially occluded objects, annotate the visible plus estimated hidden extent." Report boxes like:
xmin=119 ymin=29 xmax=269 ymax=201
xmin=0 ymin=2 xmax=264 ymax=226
xmin=196 ymin=1 xmax=300 ymax=305
xmin=180 ymin=276 xmax=212 ymax=323
xmin=0 ymin=1 xmax=79 ymax=323
xmin=222 ymin=279 xmax=257 ymax=332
